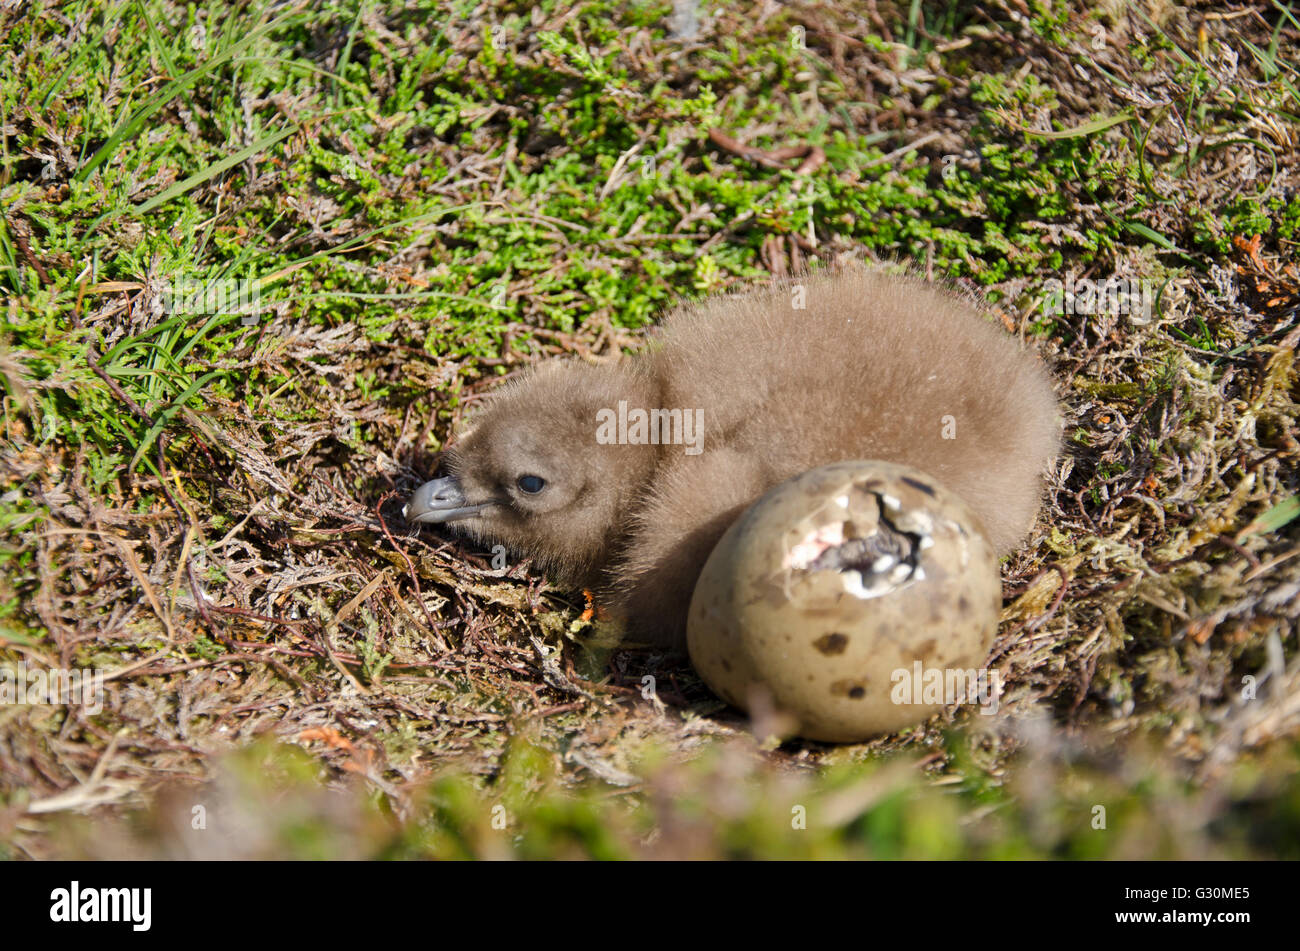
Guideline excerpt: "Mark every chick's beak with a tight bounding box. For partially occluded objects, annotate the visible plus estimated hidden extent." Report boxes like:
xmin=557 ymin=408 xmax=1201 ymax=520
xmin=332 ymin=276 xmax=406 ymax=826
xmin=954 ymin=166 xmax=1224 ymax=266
xmin=403 ymin=476 xmax=490 ymax=524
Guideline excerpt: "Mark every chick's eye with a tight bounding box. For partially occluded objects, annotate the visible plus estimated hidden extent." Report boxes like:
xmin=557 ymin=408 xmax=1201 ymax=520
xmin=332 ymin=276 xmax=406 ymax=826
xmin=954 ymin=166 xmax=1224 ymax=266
xmin=516 ymin=474 xmax=546 ymax=494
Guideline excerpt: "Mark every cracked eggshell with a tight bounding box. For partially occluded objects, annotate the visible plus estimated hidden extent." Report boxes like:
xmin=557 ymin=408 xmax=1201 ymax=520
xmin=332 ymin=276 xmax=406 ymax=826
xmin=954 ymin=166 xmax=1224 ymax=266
xmin=687 ymin=460 xmax=1001 ymax=742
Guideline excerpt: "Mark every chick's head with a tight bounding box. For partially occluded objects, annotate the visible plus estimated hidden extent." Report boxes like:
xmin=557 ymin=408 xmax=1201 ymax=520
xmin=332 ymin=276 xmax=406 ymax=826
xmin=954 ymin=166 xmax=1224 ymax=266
xmin=406 ymin=360 xmax=659 ymax=581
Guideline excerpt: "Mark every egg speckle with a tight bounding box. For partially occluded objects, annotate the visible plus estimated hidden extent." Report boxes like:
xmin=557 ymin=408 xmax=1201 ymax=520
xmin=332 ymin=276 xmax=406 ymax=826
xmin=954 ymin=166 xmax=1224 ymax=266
xmin=686 ymin=460 xmax=1002 ymax=742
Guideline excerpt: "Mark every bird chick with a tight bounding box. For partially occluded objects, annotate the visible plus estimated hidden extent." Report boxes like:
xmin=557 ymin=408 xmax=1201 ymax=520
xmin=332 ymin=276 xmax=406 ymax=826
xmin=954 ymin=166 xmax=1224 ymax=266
xmin=406 ymin=268 xmax=1061 ymax=647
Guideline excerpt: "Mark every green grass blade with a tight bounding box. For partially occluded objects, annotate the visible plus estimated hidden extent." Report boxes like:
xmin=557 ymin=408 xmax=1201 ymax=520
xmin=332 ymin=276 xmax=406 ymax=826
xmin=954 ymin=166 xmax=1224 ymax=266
xmin=128 ymin=369 xmax=222 ymax=472
xmin=1239 ymin=495 xmax=1300 ymax=538
xmin=132 ymin=125 xmax=298 ymax=216
xmin=74 ymin=7 xmax=303 ymax=182
xmin=1021 ymin=112 xmax=1134 ymax=139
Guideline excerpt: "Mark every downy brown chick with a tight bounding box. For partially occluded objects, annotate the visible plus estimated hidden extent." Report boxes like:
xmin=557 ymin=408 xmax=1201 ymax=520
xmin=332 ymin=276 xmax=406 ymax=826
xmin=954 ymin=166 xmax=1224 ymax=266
xmin=406 ymin=268 xmax=1061 ymax=647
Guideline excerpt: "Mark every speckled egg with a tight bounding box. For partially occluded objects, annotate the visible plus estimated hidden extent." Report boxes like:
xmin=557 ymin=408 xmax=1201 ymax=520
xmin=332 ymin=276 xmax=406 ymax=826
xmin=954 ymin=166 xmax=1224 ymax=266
xmin=686 ymin=460 xmax=1002 ymax=742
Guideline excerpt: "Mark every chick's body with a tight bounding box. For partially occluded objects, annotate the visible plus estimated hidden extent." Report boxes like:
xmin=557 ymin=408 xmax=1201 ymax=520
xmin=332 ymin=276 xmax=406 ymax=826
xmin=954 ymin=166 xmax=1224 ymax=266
xmin=408 ymin=270 xmax=1060 ymax=647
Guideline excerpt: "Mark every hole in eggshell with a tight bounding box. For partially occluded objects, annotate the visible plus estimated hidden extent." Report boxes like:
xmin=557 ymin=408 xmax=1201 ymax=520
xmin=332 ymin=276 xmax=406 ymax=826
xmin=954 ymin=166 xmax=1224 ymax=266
xmin=781 ymin=484 xmax=930 ymax=600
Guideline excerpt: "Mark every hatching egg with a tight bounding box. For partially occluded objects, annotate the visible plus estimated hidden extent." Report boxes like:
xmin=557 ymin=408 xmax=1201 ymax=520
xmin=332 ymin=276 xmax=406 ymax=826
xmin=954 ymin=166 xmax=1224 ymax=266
xmin=686 ymin=460 xmax=1001 ymax=742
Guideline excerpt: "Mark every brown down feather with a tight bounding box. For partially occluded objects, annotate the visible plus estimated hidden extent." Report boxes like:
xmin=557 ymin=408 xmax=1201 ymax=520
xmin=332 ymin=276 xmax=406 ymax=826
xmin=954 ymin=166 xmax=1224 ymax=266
xmin=422 ymin=267 xmax=1062 ymax=647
